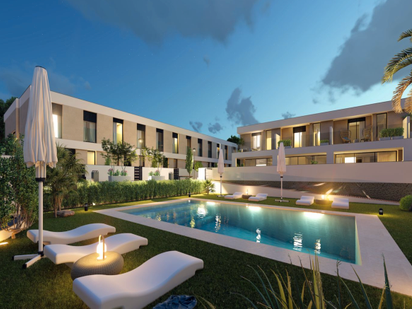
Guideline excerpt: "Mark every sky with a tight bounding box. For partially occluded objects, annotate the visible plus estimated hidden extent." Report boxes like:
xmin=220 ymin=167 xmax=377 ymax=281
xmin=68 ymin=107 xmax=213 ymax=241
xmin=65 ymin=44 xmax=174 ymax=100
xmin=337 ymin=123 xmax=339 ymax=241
xmin=1 ymin=0 xmax=412 ymax=140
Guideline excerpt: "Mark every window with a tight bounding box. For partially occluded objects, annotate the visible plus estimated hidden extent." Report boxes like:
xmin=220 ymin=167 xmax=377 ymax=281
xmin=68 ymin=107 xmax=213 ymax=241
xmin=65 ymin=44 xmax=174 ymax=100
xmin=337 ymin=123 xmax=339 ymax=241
xmin=245 ymin=158 xmax=272 ymax=166
xmin=335 ymin=151 xmax=397 ymax=164
xmin=172 ymin=132 xmax=178 ymax=153
xmin=52 ymin=103 xmax=62 ymax=139
xmin=216 ymin=143 xmax=220 ymax=158
xmin=348 ymin=117 xmax=366 ymax=142
xmin=285 ymin=155 xmax=326 ymax=165
xmin=198 ymin=139 xmax=203 ymax=156
xmin=84 ymin=111 xmax=96 ymax=143
xmin=293 ymin=126 xmax=306 ymax=148
xmin=137 ymin=124 xmax=145 ymax=149
xmin=376 ymin=113 xmax=387 ymax=138
xmin=225 ymin=145 xmax=228 ymax=160
xmin=156 ymin=129 xmax=164 ymax=151
xmin=87 ymin=151 xmax=96 ymax=165
xmin=313 ymin=123 xmax=320 ymax=146
xmin=252 ymin=133 xmax=261 ymax=150
xmin=208 ymin=141 xmax=212 ymax=158
xmin=186 ymin=136 xmax=191 ymax=149
xmin=266 ymin=130 xmax=272 ymax=150
xmin=113 ymin=118 xmax=123 ymax=143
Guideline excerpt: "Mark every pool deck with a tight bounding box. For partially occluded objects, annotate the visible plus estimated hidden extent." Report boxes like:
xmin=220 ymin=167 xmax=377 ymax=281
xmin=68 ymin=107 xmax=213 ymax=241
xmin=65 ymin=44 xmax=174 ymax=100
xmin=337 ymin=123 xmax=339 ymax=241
xmin=96 ymin=198 xmax=412 ymax=297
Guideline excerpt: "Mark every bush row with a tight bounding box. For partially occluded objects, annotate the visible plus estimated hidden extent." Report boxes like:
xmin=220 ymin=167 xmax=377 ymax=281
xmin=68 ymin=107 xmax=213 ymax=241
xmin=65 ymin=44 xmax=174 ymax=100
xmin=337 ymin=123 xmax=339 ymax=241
xmin=380 ymin=127 xmax=404 ymax=137
xmin=44 ymin=179 xmax=204 ymax=211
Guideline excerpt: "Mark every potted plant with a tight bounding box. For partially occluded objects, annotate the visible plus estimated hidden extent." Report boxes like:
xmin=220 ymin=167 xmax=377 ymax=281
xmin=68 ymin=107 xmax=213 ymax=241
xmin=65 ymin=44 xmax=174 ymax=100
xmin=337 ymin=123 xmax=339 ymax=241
xmin=102 ymin=138 xmax=137 ymax=181
xmin=320 ymin=139 xmax=329 ymax=146
xmin=379 ymin=128 xmax=391 ymax=141
xmin=278 ymin=139 xmax=291 ymax=148
xmin=149 ymin=170 xmax=164 ymax=181
xmin=393 ymin=127 xmax=404 ymax=139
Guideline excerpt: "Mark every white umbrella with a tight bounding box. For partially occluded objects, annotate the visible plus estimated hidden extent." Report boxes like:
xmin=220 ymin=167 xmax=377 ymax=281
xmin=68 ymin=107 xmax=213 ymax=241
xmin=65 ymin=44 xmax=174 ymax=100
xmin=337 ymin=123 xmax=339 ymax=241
xmin=217 ymin=148 xmax=224 ymax=197
xmin=14 ymin=66 xmax=58 ymax=268
xmin=276 ymin=142 xmax=288 ymax=202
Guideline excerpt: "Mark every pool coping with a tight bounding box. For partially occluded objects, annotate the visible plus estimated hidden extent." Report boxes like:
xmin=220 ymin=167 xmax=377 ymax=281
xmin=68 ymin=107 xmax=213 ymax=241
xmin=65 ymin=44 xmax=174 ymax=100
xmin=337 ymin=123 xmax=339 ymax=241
xmin=95 ymin=198 xmax=412 ymax=297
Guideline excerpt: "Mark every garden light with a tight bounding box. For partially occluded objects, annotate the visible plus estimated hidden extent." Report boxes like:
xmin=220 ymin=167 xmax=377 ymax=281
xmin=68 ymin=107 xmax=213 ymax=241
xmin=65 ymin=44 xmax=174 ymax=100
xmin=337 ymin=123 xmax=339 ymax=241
xmin=84 ymin=203 xmax=88 ymax=211
xmin=379 ymin=208 xmax=383 ymax=215
xmin=96 ymin=235 xmax=107 ymax=260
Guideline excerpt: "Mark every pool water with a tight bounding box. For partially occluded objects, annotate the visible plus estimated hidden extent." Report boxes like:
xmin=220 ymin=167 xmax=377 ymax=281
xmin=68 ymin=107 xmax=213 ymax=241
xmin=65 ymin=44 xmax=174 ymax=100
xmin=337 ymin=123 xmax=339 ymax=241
xmin=122 ymin=200 xmax=358 ymax=264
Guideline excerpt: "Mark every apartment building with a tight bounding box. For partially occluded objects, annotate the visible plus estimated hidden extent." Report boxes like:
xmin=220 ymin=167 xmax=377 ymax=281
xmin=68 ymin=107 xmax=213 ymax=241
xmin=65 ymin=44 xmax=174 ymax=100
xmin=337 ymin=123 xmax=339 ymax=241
xmin=5 ymin=87 xmax=237 ymax=169
xmin=234 ymin=100 xmax=412 ymax=167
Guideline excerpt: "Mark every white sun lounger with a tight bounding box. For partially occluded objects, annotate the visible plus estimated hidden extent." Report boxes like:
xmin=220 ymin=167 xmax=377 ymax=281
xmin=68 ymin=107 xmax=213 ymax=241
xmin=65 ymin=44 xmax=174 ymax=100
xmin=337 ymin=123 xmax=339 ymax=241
xmin=27 ymin=223 xmax=116 ymax=245
xmin=331 ymin=197 xmax=349 ymax=209
xmin=248 ymin=193 xmax=268 ymax=201
xmin=73 ymin=250 xmax=204 ymax=309
xmin=296 ymin=196 xmax=315 ymax=206
xmin=224 ymin=192 xmax=243 ymax=199
xmin=44 ymin=233 xmax=148 ymax=265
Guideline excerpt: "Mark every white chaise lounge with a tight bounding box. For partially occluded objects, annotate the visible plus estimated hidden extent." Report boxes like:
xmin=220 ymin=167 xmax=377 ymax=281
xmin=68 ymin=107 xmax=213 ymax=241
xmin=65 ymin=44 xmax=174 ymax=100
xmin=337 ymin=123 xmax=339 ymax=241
xmin=248 ymin=193 xmax=268 ymax=202
xmin=73 ymin=250 xmax=204 ymax=309
xmin=27 ymin=223 xmax=116 ymax=245
xmin=331 ymin=198 xmax=349 ymax=209
xmin=296 ymin=196 xmax=315 ymax=206
xmin=224 ymin=192 xmax=243 ymax=199
xmin=44 ymin=233 xmax=148 ymax=265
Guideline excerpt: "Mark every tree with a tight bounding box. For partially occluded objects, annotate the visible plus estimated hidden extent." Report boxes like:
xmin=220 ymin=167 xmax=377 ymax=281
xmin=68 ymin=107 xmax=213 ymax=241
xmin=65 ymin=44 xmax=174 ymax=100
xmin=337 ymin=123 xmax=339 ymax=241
xmin=185 ymin=146 xmax=194 ymax=176
xmin=0 ymin=97 xmax=17 ymax=142
xmin=227 ymin=135 xmax=244 ymax=148
xmin=101 ymin=138 xmax=137 ymax=171
xmin=0 ymin=135 xmax=38 ymax=232
xmin=45 ymin=145 xmax=86 ymax=217
xmin=141 ymin=147 xmax=165 ymax=169
xmin=382 ymin=29 xmax=412 ymax=113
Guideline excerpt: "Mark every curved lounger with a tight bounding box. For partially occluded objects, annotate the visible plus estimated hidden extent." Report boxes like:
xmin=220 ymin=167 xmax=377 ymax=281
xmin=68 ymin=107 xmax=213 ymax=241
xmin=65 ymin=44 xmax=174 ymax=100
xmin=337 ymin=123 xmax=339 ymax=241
xmin=296 ymin=196 xmax=315 ymax=206
xmin=73 ymin=251 xmax=204 ymax=309
xmin=27 ymin=223 xmax=116 ymax=245
xmin=249 ymin=193 xmax=268 ymax=202
xmin=44 ymin=233 xmax=148 ymax=265
xmin=224 ymin=192 xmax=243 ymax=200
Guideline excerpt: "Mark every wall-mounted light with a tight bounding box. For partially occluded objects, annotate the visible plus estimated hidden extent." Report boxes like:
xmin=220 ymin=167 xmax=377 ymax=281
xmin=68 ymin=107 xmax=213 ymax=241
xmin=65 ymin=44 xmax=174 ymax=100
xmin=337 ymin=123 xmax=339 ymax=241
xmin=379 ymin=208 xmax=383 ymax=215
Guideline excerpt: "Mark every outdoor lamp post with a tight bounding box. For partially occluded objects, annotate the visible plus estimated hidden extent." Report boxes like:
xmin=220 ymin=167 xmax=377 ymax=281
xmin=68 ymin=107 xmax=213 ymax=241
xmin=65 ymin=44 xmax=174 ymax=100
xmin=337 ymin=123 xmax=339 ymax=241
xmin=189 ymin=148 xmax=196 ymax=198
xmin=84 ymin=203 xmax=88 ymax=212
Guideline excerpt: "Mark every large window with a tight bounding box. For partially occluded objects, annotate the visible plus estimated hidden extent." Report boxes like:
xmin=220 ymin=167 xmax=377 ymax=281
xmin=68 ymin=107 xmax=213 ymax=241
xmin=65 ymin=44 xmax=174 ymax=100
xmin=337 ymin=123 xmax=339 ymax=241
xmin=335 ymin=151 xmax=397 ymax=164
xmin=84 ymin=111 xmax=96 ymax=143
xmin=313 ymin=123 xmax=320 ymax=146
xmin=252 ymin=133 xmax=261 ymax=150
xmin=285 ymin=155 xmax=326 ymax=165
xmin=376 ymin=113 xmax=387 ymax=138
xmin=208 ymin=141 xmax=212 ymax=158
xmin=348 ymin=117 xmax=365 ymax=142
xmin=216 ymin=143 xmax=220 ymax=158
xmin=244 ymin=157 xmax=272 ymax=166
xmin=266 ymin=130 xmax=272 ymax=150
xmin=198 ymin=139 xmax=203 ymax=156
xmin=293 ymin=126 xmax=306 ymax=148
xmin=87 ymin=151 xmax=96 ymax=165
xmin=156 ymin=129 xmax=164 ymax=151
xmin=172 ymin=132 xmax=178 ymax=153
xmin=113 ymin=118 xmax=123 ymax=144
xmin=137 ymin=124 xmax=145 ymax=149
xmin=225 ymin=145 xmax=228 ymax=160
xmin=52 ymin=103 xmax=62 ymax=139
xmin=186 ymin=136 xmax=191 ymax=149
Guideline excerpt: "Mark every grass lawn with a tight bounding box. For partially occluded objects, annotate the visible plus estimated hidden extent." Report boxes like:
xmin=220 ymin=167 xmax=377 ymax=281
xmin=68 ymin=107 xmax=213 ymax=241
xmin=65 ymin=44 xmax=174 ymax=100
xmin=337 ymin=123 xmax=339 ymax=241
xmin=1 ymin=194 xmax=411 ymax=308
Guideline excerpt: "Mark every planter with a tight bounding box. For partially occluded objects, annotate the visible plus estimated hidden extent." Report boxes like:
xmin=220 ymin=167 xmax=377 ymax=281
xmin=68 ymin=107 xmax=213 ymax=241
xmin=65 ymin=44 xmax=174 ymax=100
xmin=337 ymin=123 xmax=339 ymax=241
xmin=379 ymin=137 xmax=391 ymax=141
xmin=392 ymin=136 xmax=404 ymax=140
xmin=284 ymin=146 xmax=291 ymax=149
xmin=320 ymin=142 xmax=329 ymax=146
xmin=108 ymin=175 xmax=133 ymax=182
xmin=151 ymin=176 xmax=165 ymax=181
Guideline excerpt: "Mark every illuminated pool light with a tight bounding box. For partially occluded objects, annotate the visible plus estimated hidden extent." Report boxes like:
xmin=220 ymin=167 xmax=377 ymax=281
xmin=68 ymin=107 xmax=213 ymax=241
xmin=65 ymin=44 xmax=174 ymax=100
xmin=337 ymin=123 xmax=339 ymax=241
xmin=247 ymin=205 xmax=261 ymax=211
xmin=304 ymin=212 xmax=324 ymax=219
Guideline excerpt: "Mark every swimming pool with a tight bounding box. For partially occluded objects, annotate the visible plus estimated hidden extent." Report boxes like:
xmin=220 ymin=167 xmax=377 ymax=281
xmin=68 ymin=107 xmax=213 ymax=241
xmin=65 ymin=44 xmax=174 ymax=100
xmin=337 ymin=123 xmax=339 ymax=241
xmin=122 ymin=199 xmax=359 ymax=264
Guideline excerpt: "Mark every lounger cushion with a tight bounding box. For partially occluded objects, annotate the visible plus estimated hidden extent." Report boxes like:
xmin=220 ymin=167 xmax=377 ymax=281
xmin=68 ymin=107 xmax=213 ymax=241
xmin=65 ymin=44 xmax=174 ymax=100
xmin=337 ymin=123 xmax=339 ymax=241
xmin=44 ymin=233 xmax=148 ymax=265
xmin=248 ymin=193 xmax=268 ymax=201
xmin=27 ymin=223 xmax=116 ymax=245
xmin=73 ymin=251 xmax=204 ymax=309
xmin=332 ymin=198 xmax=349 ymax=209
xmin=224 ymin=192 xmax=243 ymax=199
xmin=296 ymin=196 xmax=314 ymax=206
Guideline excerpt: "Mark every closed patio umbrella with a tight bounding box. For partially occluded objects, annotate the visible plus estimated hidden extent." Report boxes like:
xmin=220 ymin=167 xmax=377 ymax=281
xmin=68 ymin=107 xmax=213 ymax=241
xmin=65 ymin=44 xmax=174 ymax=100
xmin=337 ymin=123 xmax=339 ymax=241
xmin=217 ymin=148 xmax=224 ymax=197
xmin=276 ymin=142 xmax=288 ymax=202
xmin=13 ymin=66 xmax=58 ymax=268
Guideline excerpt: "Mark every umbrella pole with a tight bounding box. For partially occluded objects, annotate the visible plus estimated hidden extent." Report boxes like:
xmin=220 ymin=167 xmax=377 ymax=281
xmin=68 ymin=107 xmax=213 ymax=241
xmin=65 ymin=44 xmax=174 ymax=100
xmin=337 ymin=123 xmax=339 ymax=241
xmin=280 ymin=175 xmax=283 ymax=201
xmin=220 ymin=175 xmax=222 ymax=197
xmin=38 ymin=180 xmax=43 ymax=255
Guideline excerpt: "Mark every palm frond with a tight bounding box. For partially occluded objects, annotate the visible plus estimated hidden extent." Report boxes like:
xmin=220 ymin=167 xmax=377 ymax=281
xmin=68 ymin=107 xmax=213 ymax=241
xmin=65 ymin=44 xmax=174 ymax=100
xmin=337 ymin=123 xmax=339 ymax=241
xmin=382 ymin=48 xmax=412 ymax=82
xmin=392 ymin=72 xmax=412 ymax=113
xmin=398 ymin=29 xmax=412 ymax=42
xmin=404 ymin=87 xmax=412 ymax=113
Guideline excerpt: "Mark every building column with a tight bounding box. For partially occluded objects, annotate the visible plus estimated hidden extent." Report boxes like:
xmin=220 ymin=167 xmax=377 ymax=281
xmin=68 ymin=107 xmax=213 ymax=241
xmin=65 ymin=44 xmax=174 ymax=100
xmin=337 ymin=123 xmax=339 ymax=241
xmin=403 ymin=116 xmax=410 ymax=139
xmin=329 ymin=126 xmax=334 ymax=145
xmin=326 ymin=150 xmax=334 ymax=164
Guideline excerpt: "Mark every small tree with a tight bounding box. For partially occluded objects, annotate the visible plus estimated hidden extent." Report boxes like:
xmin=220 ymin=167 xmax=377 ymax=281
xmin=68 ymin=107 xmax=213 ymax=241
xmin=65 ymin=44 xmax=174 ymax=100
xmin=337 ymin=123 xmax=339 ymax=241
xmin=141 ymin=147 xmax=165 ymax=169
xmin=227 ymin=135 xmax=244 ymax=148
xmin=185 ymin=146 xmax=193 ymax=177
xmin=101 ymin=138 xmax=137 ymax=172
xmin=45 ymin=145 xmax=86 ymax=217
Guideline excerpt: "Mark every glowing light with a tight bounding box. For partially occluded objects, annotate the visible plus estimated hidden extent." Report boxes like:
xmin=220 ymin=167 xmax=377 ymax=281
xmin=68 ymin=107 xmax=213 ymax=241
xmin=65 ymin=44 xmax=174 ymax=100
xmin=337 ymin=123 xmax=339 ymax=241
xmin=344 ymin=157 xmax=356 ymax=164
xmin=53 ymin=114 xmax=59 ymax=138
xmin=304 ymin=212 xmax=324 ymax=219
xmin=246 ymin=189 xmax=249 ymax=195
xmin=92 ymin=202 xmax=96 ymax=206
xmin=321 ymin=195 xmax=325 ymax=200
xmin=197 ymin=206 xmax=207 ymax=218
xmin=96 ymin=235 xmax=107 ymax=260
xmin=293 ymin=233 xmax=303 ymax=251
xmin=206 ymin=202 xmax=216 ymax=206
xmin=215 ymin=215 xmax=221 ymax=232
xmin=0 ymin=242 xmax=8 ymax=246
xmin=315 ymin=239 xmax=321 ymax=254
xmin=247 ymin=206 xmax=261 ymax=211
xmin=326 ymin=189 xmax=333 ymax=195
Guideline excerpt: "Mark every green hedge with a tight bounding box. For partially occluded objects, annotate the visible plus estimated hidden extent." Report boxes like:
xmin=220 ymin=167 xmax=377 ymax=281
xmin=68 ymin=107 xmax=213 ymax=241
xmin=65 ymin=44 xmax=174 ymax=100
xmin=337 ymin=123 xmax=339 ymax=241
xmin=278 ymin=139 xmax=291 ymax=147
xmin=44 ymin=179 xmax=204 ymax=211
xmin=399 ymin=195 xmax=412 ymax=211
xmin=380 ymin=127 xmax=404 ymax=138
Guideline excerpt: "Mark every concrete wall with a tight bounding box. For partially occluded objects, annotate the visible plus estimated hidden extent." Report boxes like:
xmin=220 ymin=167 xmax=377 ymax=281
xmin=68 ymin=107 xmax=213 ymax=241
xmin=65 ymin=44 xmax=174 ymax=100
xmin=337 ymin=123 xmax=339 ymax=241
xmin=62 ymin=105 xmax=82 ymax=141
xmin=388 ymin=111 xmax=402 ymax=128
xmin=85 ymin=165 xmax=134 ymax=182
xmin=179 ymin=134 xmax=187 ymax=154
xmin=281 ymin=127 xmax=293 ymax=142
xmin=18 ymin=98 xmax=29 ymax=136
xmin=97 ymin=114 xmax=112 ymax=142
xmin=123 ymin=120 xmax=136 ymax=146
xmin=145 ymin=125 xmax=156 ymax=148
xmin=164 ymin=130 xmax=172 ymax=153
xmin=333 ymin=119 xmax=347 ymax=145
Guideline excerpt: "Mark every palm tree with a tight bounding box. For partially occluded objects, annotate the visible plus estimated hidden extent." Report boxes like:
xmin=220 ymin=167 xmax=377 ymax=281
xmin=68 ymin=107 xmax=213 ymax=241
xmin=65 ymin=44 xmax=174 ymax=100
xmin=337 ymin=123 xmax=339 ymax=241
xmin=382 ymin=29 xmax=412 ymax=113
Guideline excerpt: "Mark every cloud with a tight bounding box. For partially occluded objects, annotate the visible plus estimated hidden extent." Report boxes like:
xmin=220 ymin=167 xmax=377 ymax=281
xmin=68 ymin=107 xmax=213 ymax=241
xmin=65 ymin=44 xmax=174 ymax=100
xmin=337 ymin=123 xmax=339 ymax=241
xmin=315 ymin=0 xmax=412 ymax=101
xmin=282 ymin=111 xmax=295 ymax=119
xmin=225 ymin=87 xmax=258 ymax=126
xmin=0 ymin=62 xmax=91 ymax=96
xmin=189 ymin=121 xmax=203 ymax=132
xmin=66 ymin=0 xmax=259 ymax=44
xmin=208 ymin=122 xmax=223 ymax=133
xmin=203 ymin=55 xmax=210 ymax=67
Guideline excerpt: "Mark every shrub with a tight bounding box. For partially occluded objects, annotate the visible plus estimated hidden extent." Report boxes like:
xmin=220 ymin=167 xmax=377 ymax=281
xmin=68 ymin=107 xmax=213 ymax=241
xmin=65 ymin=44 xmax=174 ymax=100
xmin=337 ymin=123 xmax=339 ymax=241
xmin=203 ymin=179 xmax=215 ymax=194
xmin=43 ymin=179 xmax=204 ymax=210
xmin=399 ymin=195 xmax=412 ymax=211
xmin=394 ymin=127 xmax=404 ymax=137
xmin=278 ymin=139 xmax=291 ymax=147
xmin=320 ymin=139 xmax=329 ymax=144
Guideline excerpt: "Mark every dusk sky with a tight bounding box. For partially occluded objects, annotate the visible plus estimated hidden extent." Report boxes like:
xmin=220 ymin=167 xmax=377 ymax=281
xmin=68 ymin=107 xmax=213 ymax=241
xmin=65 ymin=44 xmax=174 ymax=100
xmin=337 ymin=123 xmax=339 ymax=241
xmin=1 ymin=0 xmax=411 ymax=140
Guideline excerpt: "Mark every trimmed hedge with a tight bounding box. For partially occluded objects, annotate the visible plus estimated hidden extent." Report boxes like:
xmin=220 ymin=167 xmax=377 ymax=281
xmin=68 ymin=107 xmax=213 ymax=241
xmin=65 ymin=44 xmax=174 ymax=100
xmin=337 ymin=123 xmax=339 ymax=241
xmin=380 ymin=127 xmax=404 ymax=138
xmin=278 ymin=139 xmax=291 ymax=147
xmin=44 ymin=179 xmax=204 ymax=211
xmin=399 ymin=195 xmax=412 ymax=211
